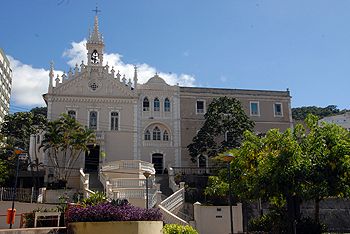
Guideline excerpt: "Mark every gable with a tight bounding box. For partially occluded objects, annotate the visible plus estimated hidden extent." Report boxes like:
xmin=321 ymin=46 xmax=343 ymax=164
xmin=51 ymin=68 xmax=136 ymax=99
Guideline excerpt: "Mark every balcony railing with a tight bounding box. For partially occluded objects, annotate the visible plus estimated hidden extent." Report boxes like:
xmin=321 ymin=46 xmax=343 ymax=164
xmin=112 ymin=188 xmax=158 ymax=208
xmin=95 ymin=131 xmax=105 ymax=141
xmin=101 ymin=160 xmax=155 ymax=174
xmin=171 ymin=166 xmax=221 ymax=175
xmin=110 ymin=178 xmax=155 ymax=189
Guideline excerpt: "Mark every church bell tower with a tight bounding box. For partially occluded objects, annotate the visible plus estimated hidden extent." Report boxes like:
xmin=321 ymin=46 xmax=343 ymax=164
xmin=87 ymin=7 xmax=104 ymax=66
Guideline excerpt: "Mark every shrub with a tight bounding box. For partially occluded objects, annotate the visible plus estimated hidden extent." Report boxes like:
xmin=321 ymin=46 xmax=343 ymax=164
xmin=66 ymin=202 xmax=162 ymax=223
xmin=163 ymin=224 xmax=198 ymax=234
xmin=296 ymin=217 xmax=327 ymax=234
xmin=80 ymin=191 xmax=107 ymax=207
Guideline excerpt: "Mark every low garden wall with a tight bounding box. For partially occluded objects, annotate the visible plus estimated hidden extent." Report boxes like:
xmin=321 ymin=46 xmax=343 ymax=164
xmin=68 ymin=221 xmax=163 ymax=234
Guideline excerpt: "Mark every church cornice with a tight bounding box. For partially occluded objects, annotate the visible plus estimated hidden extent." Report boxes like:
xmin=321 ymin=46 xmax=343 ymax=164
xmin=45 ymin=94 xmax=137 ymax=104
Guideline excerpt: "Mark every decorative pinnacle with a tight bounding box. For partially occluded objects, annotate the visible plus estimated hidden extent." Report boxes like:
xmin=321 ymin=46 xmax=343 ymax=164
xmin=49 ymin=61 xmax=54 ymax=79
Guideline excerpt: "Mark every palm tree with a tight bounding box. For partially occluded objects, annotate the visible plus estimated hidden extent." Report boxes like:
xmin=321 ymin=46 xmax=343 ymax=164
xmin=41 ymin=114 xmax=96 ymax=186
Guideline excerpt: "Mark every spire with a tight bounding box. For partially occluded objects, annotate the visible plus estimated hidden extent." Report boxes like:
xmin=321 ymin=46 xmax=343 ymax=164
xmin=88 ymin=6 xmax=103 ymax=44
xmin=48 ymin=61 xmax=54 ymax=92
xmin=133 ymin=65 xmax=138 ymax=90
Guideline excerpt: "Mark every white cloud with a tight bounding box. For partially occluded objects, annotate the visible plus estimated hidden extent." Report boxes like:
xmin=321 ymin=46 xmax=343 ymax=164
xmin=10 ymin=39 xmax=196 ymax=108
xmin=9 ymin=56 xmax=62 ymax=107
xmin=62 ymin=39 xmax=196 ymax=86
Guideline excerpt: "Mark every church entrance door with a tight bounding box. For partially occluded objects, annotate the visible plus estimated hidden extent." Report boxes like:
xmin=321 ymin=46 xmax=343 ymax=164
xmin=152 ymin=153 xmax=163 ymax=174
xmin=84 ymin=145 xmax=100 ymax=173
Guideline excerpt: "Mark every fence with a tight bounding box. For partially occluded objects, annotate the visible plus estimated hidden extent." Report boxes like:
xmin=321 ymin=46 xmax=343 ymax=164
xmin=0 ymin=187 xmax=39 ymax=203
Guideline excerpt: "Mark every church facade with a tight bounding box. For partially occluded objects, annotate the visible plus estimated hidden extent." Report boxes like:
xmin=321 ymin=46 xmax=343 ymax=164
xmin=36 ymin=15 xmax=292 ymax=184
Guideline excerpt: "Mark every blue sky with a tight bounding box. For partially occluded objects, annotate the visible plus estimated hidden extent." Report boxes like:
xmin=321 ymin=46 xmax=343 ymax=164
xmin=1 ymin=0 xmax=350 ymax=112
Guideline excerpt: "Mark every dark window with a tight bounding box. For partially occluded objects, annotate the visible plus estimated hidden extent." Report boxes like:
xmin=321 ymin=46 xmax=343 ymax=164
xmin=196 ymin=101 xmax=204 ymax=113
xmin=143 ymin=97 xmax=149 ymax=111
xmin=153 ymin=126 xmax=161 ymax=140
xmin=68 ymin=110 xmax=76 ymax=120
xmin=144 ymin=130 xmax=151 ymax=140
xmin=164 ymin=98 xmax=171 ymax=112
xmin=274 ymin=103 xmax=283 ymax=116
xmin=163 ymin=130 xmax=169 ymax=141
xmin=110 ymin=112 xmax=119 ymax=130
xmin=154 ymin=98 xmax=160 ymax=111
xmin=89 ymin=111 xmax=98 ymax=130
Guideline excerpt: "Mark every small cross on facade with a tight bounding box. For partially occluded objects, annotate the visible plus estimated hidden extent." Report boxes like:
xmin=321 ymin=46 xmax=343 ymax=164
xmin=92 ymin=6 xmax=101 ymax=15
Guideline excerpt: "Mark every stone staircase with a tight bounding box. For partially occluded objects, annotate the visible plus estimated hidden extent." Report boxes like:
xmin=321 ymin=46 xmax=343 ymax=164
xmin=155 ymin=174 xmax=174 ymax=197
xmin=88 ymin=172 xmax=104 ymax=192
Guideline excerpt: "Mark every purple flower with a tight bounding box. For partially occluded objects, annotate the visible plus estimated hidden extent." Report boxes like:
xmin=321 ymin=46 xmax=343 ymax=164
xmin=66 ymin=202 xmax=163 ymax=223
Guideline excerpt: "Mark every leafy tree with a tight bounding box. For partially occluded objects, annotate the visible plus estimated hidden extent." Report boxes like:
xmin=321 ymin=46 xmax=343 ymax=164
xmin=30 ymin=106 xmax=47 ymax=117
xmin=292 ymin=105 xmax=348 ymax=121
xmin=40 ymin=114 xmax=96 ymax=184
xmin=187 ymin=96 xmax=254 ymax=162
xmin=303 ymin=115 xmax=350 ymax=222
xmin=0 ymin=111 xmax=46 ymax=151
xmin=0 ymin=111 xmax=46 ymax=187
xmin=207 ymin=114 xmax=350 ymax=232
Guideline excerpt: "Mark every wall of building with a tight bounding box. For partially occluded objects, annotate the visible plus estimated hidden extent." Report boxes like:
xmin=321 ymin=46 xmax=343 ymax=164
xmin=180 ymin=87 xmax=292 ymax=166
xmin=0 ymin=48 xmax=12 ymax=123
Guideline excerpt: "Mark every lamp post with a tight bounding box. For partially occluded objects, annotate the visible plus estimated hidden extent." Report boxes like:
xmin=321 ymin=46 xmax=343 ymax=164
xmin=222 ymin=153 xmax=234 ymax=234
xmin=9 ymin=148 xmax=23 ymax=229
xmin=143 ymin=171 xmax=151 ymax=209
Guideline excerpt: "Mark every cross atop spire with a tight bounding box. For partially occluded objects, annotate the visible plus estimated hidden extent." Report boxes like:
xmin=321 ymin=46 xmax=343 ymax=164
xmin=92 ymin=5 xmax=101 ymax=16
xmin=88 ymin=6 xmax=104 ymax=44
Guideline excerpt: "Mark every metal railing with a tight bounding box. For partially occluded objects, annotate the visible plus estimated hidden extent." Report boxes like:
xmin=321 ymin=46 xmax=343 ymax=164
xmin=158 ymin=182 xmax=188 ymax=225
xmin=101 ymin=160 xmax=155 ymax=174
xmin=171 ymin=166 xmax=220 ymax=175
xmin=0 ymin=187 xmax=39 ymax=203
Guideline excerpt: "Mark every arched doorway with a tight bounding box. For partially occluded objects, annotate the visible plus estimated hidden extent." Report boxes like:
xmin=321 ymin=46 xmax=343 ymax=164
xmin=152 ymin=153 xmax=163 ymax=174
xmin=85 ymin=145 xmax=100 ymax=173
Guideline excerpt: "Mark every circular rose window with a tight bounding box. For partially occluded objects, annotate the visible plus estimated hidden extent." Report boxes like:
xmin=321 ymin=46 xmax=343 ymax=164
xmin=88 ymin=80 xmax=100 ymax=91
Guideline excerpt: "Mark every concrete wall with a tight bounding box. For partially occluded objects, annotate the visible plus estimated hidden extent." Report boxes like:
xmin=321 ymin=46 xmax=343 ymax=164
xmin=193 ymin=202 xmax=243 ymax=234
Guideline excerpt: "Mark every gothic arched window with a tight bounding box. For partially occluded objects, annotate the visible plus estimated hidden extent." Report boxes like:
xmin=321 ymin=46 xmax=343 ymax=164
xmin=89 ymin=111 xmax=98 ymax=130
xmin=153 ymin=126 xmax=161 ymax=140
xmin=154 ymin=98 xmax=160 ymax=111
xmin=144 ymin=130 xmax=151 ymax=140
xmin=164 ymin=98 xmax=170 ymax=112
xmin=143 ymin=97 xmax=149 ymax=111
xmin=163 ymin=130 xmax=169 ymax=141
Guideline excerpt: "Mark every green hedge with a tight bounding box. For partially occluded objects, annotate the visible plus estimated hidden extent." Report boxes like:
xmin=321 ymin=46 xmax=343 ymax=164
xmin=163 ymin=224 xmax=198 ymax=234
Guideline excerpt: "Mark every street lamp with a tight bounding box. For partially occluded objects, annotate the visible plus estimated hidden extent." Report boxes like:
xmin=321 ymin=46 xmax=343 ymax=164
xmin=222 ymin=152 xmax=234 ymax=234
xmin=143 ymin=171 xmax=151 ymax=209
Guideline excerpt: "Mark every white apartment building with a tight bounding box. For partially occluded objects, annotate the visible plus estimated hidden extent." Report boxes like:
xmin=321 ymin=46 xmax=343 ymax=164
xmin=0 ymin=48 xmax=12 ymax=122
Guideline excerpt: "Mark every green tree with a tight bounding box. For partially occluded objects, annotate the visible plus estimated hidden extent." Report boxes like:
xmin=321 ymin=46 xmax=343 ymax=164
xmin=40 ymin=114 xmax=96 ymax=184
xmin=208 ymin=114 xmax=350 ymax=232
xmin=292 ymin=105 xmax=348 ymax=121
xmin=0 ymin=111 xmax=47 ymax=187
xmin=30 ymin=106 xmax=47 ymax=117
xmin=187 ymin=96 xmax=254 ymax=162
xmin=303 ymin=115 xmax=350 ymax=222
xmin=0 ymin=111 xmax=46 ymax=151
